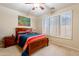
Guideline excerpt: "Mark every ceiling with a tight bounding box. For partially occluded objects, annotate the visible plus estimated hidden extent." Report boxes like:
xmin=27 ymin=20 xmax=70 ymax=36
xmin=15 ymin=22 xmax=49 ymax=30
xmin=0 ymin=3 xmax=74 ymax=16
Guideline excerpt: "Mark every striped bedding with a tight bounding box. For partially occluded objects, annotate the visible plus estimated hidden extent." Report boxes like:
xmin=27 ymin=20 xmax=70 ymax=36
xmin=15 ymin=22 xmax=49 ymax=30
xmin=17 ymin=32 xmax=46 ymax=51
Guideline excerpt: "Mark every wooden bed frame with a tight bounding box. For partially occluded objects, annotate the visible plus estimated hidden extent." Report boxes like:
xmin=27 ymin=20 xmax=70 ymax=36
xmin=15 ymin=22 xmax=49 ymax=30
xmin=15 ymin=28 xmax=49 ymax=56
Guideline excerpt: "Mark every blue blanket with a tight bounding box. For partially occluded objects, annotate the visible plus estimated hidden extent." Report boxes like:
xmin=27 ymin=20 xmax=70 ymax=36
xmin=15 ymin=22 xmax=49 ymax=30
xmin=17 ymin=33 xmax=40 ymax=56
xmin=18 ymin=33 xmax=40 ymax=48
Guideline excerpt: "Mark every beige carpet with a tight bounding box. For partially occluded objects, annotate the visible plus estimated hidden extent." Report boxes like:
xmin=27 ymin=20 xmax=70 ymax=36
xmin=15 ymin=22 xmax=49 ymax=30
xmin=0 ymin=45 xmax=21 ymax=56
xmin=0 ymin=44 xmax=79 ymax=56
xmin=0 ymin=40 xmax=4 ymax=48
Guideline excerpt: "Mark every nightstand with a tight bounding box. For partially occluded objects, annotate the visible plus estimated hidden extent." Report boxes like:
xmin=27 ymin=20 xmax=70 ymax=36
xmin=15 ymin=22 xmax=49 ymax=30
xmin=3 ymin=35 xmax=16 ymax=48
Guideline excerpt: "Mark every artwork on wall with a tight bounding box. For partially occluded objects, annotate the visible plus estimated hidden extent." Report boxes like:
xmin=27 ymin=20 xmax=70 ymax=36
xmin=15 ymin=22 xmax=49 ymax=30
xmin=18 ymin=16 xmax=31 ymax=26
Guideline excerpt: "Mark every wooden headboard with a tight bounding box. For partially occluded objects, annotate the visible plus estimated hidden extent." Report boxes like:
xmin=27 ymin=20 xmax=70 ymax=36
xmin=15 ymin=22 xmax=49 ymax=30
xmin=15 ymin=28 xmax=32 ymax=36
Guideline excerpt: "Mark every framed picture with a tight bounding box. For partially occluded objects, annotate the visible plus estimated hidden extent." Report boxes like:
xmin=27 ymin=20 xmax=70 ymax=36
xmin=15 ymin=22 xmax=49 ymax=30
xmin=18 ymin=16 xmax=31 ymax=26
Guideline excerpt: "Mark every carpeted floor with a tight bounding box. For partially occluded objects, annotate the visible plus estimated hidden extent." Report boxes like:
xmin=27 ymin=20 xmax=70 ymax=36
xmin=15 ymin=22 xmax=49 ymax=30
xmin=0 ymin=40 xmax=4 ymax=48
xmin=0 ymin=44 xmax=79 ymax=56
xmin=0 ymin=45 xmax=21 ymax=56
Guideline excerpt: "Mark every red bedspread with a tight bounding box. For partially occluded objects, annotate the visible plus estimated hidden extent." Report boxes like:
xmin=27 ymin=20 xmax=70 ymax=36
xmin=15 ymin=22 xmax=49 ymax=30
xmin=17 ymin=34 xmax=46 ymax=51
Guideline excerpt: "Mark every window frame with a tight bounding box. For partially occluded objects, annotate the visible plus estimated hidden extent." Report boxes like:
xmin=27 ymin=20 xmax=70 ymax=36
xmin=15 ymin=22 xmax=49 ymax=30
xmin=59 ymin=11 xmax=73 ymax=39
xmin=42 ymin=11 xmax=73 ymax=40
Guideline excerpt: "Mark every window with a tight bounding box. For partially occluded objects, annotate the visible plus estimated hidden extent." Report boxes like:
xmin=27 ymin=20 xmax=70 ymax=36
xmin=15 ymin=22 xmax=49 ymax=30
xmin=50 ymin=16 xmax=60 ymax=37
xmin=42 ymin=15 xmax=50 ymax=35
xmin=60 ymin=11 xmax=72 ymax=39
xmin=42 ymin=11 xmax=72 ymax=39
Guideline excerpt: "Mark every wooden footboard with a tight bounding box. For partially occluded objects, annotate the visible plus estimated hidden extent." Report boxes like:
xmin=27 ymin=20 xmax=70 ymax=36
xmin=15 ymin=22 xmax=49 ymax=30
xmin=27 ymin=38 xmax=49 ymax=55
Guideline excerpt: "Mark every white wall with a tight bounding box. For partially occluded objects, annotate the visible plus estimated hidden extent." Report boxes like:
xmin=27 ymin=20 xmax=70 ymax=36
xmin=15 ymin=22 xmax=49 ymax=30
xmin=35 ymin=4 xmax=79 ymax=51
xmin=0 ymin=5 xmax=36 ymax=40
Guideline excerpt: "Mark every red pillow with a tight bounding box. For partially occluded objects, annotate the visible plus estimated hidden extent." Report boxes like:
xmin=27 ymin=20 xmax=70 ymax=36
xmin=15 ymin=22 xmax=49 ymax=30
xmin=25 ymin=30 xmax=32 ymax=33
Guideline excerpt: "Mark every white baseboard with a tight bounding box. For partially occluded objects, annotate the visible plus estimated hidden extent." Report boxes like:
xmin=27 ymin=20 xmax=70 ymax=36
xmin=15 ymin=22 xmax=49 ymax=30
xmin=51 ymin=41 xmax=79 ymax=52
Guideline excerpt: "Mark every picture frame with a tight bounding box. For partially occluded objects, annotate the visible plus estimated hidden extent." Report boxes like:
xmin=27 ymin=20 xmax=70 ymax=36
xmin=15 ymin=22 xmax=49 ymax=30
xmin=18 ymin=16 xmax=31 ymax=26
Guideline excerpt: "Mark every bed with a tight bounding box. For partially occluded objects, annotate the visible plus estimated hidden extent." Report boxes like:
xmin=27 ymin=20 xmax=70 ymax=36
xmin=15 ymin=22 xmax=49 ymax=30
xmin=15 ymin=28 xmax=49 ymax=56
